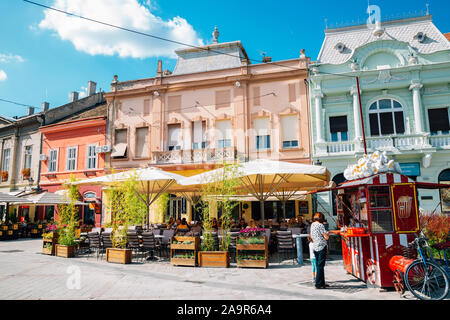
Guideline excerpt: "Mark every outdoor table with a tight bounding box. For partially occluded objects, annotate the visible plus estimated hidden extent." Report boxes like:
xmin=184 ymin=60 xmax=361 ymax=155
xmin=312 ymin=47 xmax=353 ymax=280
xmin=292 ymin=234 xmax=309 ymax=266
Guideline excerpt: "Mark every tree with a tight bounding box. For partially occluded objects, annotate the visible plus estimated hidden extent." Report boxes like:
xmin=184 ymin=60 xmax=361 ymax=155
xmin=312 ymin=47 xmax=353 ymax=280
xmin=200 ymin=162 xmax=241 ymax=252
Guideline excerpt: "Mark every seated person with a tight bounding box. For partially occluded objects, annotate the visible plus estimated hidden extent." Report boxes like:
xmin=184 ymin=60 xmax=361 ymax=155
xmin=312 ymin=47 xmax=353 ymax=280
xmin=190 ymin=222 xmax=203 ymax=235
xmin=176 ymin=218 xmax=190 ymax=232
xmin=288 ymin=218 xmax=296 ymax=227
xmin=247 ymin=219 xmax=257 ymax=229
xmin=172 ymin=218 xmax=181 ymax=230
xmin=238 ymin=218 xmax=247 ymax=230
xmin=296 ymin=216 xmax=308 ymax=234
xmin=167 ymin=217 xmax=175 ymax=228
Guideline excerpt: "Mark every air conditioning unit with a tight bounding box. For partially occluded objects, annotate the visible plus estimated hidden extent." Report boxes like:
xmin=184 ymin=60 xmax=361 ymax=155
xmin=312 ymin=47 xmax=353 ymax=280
xmin=39 ymin=154 xmax=47 ymax=161
xmin=96 ymin=145 xmax=112 ymax=154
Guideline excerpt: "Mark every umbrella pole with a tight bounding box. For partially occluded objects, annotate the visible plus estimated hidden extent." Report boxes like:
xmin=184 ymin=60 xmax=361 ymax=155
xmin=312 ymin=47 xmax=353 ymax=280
xmin=282 ymin=200 xmax=286 ymax=221
xmin=260 ymin=200 xmax=265 ymax=228
xmin=146 ymin=181 xmax=150 ymax=230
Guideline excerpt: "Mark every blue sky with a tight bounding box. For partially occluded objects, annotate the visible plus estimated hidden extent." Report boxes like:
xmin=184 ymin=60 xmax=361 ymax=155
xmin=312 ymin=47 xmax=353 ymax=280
xmin=0 ymin=0 xmax=449 ymax=118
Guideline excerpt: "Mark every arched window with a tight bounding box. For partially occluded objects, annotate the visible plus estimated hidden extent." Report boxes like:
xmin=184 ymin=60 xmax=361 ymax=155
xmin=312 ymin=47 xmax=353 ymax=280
xmin=84 ymin=192 xmax=96 ymax=199
xmin=369 ymin=99 xmax=405 ymax=136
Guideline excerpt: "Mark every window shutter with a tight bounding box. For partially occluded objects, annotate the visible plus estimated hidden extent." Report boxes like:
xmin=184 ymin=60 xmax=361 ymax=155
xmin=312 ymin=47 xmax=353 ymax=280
xmin=281 ymin=115 xmax=298 ymax=141
xmin=254 ymin=117 xmax=270 ymax=136
xmin=168 ymin=96 xmax=181 ymax=113
xmin=216 ymin=120 xmax=231 ymax=141
xmin=143 ymin=99 xmax=150 ymax=116
xmin=253 ymin=87 xmax=261 ymax=106
xmin=168 ymin=124 xmax=181 ymax=148
xmin=289 ymin=83 xmax=296 ymax=103
xmin=135 ymin=127 xmax=149 ymax=158
xmin=215 ymin=90 xmax=230 ymax=108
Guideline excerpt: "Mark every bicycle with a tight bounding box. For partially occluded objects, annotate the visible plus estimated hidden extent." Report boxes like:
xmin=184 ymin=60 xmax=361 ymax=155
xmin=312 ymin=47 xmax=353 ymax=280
xmin=402 ymin=232 xmax=449 ymax=300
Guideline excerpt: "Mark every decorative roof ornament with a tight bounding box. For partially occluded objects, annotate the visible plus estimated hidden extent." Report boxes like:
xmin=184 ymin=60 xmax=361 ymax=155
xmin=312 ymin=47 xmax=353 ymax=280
xmin=212 ymin=26 xmax=219 ymax=44
xmin=343 ymin=150 xmax=402 ymax=181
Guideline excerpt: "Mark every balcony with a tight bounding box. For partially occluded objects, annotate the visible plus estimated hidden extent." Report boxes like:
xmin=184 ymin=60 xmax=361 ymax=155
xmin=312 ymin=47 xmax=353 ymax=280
xmin=313 ymin=133 xmax=450 ymax=158
xmin=152 ymin=147 xmax=237 ymax=165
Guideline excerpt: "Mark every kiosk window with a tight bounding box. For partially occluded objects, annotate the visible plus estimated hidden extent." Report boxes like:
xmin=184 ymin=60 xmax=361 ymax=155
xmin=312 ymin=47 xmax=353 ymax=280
xmin=368 ymin=186 xmax=394 ymax=233
xmin=370 ymin=210 xmax=394 ymax=233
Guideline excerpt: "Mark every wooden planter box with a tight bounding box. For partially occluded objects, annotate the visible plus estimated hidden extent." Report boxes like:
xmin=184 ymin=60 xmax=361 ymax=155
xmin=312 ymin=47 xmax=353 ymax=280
xmin=170 ymin=236 xmax=199 ymax=267
xmin=198 ymin=251 xmax=230 ymax=268
xmin=56 ymin=245 xmax=76 ymax=258
xmin=236 ymin=236 xmax=269 ymax=269
xmin=106 ymin=248 xmax=132 ymax=264
xmin=42 ymin=233 xmax=58 ymax=255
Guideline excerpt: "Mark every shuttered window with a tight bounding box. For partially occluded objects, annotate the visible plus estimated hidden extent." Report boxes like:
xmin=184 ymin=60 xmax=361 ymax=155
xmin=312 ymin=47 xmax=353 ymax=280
xmin=66 ymin=146 xmax=77 ymax=171
xmin=143 ymin=99 xmax=150 ymax=116
xmin=281 ymin=115 xmax=299 ymax=148
xmin=111 ymin=129 xmax=128 ymax=158
xmin=289 ymin=83 xmax=296 ymax=103
xmin=192 ymin=121 xmax=206 ymax=149
xmin=253 ymin=87 xmax=261 ymax=106
xmin=167 ymin=124 xmax=181 ymax=151
xmin=254 ymin=117 xmax=270 ymax=150
xmin=216 ymin=120 xmax=232 ymax=148
xmin=135 ymin=127 xmax=149 ymax=158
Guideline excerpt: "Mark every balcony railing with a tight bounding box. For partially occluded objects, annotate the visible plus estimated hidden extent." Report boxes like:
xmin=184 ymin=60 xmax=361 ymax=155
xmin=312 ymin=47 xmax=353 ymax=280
xmin=152 ymin=147 xmax=237 ymax=165
xmin=314 ymin=133 xmax=447 ymax=157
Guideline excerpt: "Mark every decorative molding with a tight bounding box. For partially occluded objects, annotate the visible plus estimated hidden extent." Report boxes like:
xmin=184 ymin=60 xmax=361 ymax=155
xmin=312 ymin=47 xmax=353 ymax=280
xmin=409 ymin=81 xmax=423 ymax=91
xmin=364 ymin=70 xmax=408 ymax=84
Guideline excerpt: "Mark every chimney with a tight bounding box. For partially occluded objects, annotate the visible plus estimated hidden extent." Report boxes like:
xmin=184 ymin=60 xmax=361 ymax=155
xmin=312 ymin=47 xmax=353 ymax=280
xmin=41 ymin=102 xmax=49 ymax=112
xmin=87 ymin=81 xmax=97 ymax=96
xmin=70 ymin=91 xmax=79 ymax=102
xmin=262 ymin=56 xmax=272 ymax=63
xmin=27 ymin=107 xmax=35 ymax=116
xmin=156 ymin=60 xmax=163 ymax=77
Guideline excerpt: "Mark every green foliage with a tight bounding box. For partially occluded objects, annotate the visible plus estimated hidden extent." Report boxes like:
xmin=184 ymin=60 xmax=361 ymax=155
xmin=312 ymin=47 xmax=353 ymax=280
xmin=153 ymin=193 xmax=169 ymax=223
xmin=200 ymin=162 xmax=241 ymax=252
xmin=105 ymin=170 xmax=147 ymax=248
xmin=57 ymin=175 xmax=80 ymax=247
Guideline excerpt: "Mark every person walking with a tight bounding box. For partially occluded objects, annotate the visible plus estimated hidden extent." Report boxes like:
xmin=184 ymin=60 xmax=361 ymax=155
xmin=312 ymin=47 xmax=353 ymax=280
xmin=310 ymin=212 xmax=329 ymax=289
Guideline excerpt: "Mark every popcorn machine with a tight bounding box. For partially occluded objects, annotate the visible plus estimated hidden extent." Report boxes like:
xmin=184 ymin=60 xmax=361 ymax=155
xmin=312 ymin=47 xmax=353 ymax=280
xmin=333 ymin=172 xmax=422 ymax=288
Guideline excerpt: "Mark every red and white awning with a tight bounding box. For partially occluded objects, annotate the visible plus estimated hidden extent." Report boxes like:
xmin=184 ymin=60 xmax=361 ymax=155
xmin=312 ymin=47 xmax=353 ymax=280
xmin=337 ymin=173 xmax=414 ymax=188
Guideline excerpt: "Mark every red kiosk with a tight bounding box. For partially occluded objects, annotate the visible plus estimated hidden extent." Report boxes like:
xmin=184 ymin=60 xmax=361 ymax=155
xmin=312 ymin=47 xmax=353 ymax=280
xmin=332 ymin=172 xmax=446 ymax=289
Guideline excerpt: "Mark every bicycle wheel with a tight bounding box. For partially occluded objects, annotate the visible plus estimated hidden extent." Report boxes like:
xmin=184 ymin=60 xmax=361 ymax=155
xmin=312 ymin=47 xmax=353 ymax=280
xmin=404 ymin=259 xmax=449 ymax=300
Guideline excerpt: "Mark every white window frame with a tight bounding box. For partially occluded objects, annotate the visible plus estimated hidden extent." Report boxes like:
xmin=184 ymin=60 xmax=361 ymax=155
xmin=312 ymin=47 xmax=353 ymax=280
xmin=86 ymin=144 xmax=98 ymax=170
xmin=2 ymin=148 xmax=10 ymax=172
xmin=368 ymin=99 xmax=405 ymax=136
xmin=24 ymin=145 xmax=33 ymax=169
xmin=66 ymin=146 xmax=77 ymax=171
xmin=48 ymin=149 xmax=58 ymax=172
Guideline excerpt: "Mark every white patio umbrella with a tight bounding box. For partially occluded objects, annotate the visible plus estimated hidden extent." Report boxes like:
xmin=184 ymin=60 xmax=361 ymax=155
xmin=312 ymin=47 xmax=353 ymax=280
xmin=0 ymin=193 xmax=33 ymax=223
xmin=20 ymin=191 xmax=86 ymax=206
xmin=180 ymin=159 xmax=330 ymax=227
xmin=73 ymin=167 xmax=186 ymax=228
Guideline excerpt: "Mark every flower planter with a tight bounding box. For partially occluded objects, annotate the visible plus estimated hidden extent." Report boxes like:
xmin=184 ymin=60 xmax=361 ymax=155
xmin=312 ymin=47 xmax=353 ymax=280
xmin=170 ymin=236 xmax=199 ymax=267
xmin=236 ymin=236 xmax=268 ymax=269
xmin=106 ymin=248 xmax=132 ymax=264
xmin=198 ymin=251 xmax=230 ymax=268
xmin=42 ymin=232 xmax=58 ymax=255
xmin=56 ymin=245 xmax=76 ymax=258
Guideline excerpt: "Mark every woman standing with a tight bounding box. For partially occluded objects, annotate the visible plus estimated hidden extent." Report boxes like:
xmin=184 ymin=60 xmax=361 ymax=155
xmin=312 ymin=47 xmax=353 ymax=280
xmin=310 ymin=212 xmax=329 ymax=289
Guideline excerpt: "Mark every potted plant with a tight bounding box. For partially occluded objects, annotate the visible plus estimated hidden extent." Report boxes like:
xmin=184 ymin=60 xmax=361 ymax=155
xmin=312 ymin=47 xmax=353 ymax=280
xmin=21 ymin=168 xmax=31 ymax=180
xmin=236 ymin=228 xmax=269 ymax=268
xmin=55 ymin=175 xmax=80 ymax=258
xmin=1 ymin=171 xmax=8 ymax=182
xmin=42 ymin=224 xmax=58 ymax=255
xmin=104 ymin=173 xmax=143 ymax=264
xmin=197 ymin=163 xmax=240 ymax=268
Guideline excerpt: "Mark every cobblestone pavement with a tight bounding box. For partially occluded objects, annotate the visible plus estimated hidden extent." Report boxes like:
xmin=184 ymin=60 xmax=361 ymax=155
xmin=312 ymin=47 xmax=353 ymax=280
xmin=0 ymin=239 xmax=418 ymax=300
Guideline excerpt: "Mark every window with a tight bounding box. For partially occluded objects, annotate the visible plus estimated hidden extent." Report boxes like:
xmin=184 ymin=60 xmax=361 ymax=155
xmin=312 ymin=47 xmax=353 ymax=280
xmin=167 ymin=124 xmax=181 ymax=151
xmin=369 ymin=99 xmax=405 ymax=136
xmin=254 ymin=117 xmax=270 ymax=150
xmin=48 ymin=149 xmax=58 ymax=172
xmin=24 ymin=146 xmax=32 ymax=169
xmin=135 ymin=127 xmax=149 ymax=158
xmin=216 ymin=120 xmax=232 ymax=148
xmin=428 ymin=108 xmax=450 ymax=136
xmin=111 ymin=129 xmax=127 ymax=159
xmin=86 ymin=145 xmax=97 ymax=169
xmin=281 ymin=115 xmax=299 ymax=148
xmin=2 ymin=149 xmax=10 ymax=172
xmin=329 ymin=116 xmax=349 ymax=142
xmin=192 ymin=120 xmax=206 ymax=150
xmin=368 ymin=186 xmax=394 ymax=233
xmin=66 ymin=147 xmax=77 ymax=171
xmin=253 ymin=87 xmax=261 ymax=106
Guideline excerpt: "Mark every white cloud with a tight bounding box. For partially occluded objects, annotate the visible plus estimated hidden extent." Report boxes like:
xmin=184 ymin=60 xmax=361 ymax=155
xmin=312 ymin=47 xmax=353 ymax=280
xmin=0 ymin=70 xmax=7 ymax=82
xmin=38 ymin=0 xmax=204 ymax=59
xmin=0 ymin=53 xmax=24 ymax=63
